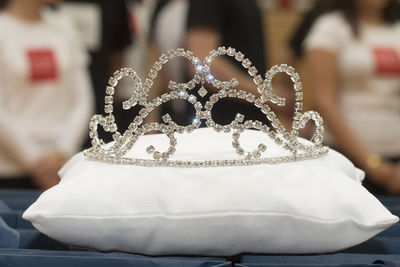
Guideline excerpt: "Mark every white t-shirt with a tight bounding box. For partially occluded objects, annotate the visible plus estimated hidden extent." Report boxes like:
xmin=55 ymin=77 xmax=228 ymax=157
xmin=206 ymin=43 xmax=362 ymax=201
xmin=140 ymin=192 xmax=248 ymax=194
xmin=305 ymin=11 xmax=400 ymax=157
xmin=0 ymin=10 xmax=94 ymax=176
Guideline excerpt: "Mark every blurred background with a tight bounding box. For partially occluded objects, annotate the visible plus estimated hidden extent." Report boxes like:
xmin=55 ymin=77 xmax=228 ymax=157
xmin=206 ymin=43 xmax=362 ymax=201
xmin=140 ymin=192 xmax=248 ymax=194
xmin=0 ymin=0 xmax=399 ymax=195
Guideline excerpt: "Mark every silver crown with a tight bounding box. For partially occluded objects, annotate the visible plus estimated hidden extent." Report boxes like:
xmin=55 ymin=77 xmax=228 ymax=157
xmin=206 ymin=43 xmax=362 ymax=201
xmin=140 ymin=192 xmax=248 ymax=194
xmin=84 ymin=47 xmax=328 ymax=167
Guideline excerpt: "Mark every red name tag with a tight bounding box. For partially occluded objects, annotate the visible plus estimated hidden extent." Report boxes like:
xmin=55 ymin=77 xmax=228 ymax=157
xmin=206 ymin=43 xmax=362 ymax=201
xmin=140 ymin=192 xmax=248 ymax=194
xmin=27 ymin=49 xmax=58 ymax=82
xmin=372 ymin=47 xmax=400 ymax=75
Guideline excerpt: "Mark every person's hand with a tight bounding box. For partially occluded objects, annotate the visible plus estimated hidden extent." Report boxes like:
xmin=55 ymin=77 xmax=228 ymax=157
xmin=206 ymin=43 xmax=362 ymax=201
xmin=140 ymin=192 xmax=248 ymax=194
xmin=369 ymin=161 xmax=400 ymax=195
xmin=384 ymin=163 xmax=400 ymax=195
xmin=30 ymin=151 xmax=67 ymax=189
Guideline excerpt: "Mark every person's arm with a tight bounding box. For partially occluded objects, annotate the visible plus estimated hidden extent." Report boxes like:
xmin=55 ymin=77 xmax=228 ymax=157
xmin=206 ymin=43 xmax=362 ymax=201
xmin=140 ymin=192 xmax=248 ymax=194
xmin=0 ymin=64 xmax=42 ymax=172
xmin=0 ymin=64 xmax=59 ymax=188
xmin=55 ymin=17 xmax=94 ymax=157
xmin=110 ymin=50 xmax=125 ymax=75
xmin=0 ymin=108 xmax=42 ymax=171
xmin=307 ymin=49 xmax=400 ymax=193
xmin=56 ymin=67 xmax=94 ymax=157
xmin=0 ymin=99 xmax=61 ymax=189
xmin=143 ymin=44 xmax=165 ymax=125
xmin=31 ymin=65 xmax=94 ymax=189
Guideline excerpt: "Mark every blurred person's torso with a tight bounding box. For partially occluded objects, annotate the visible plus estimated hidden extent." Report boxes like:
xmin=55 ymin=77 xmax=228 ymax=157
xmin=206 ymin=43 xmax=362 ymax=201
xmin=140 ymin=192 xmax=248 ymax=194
xmin=306 ymin=11 xmax=400 ymax=157
xmin=0 ymin=9 xmax=85 ymax=175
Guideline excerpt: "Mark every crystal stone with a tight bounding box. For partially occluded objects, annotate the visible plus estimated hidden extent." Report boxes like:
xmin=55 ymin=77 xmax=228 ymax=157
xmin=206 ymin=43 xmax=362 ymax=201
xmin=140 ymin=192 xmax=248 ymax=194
xmin=198 ymin=86 xmax=208 ymax=97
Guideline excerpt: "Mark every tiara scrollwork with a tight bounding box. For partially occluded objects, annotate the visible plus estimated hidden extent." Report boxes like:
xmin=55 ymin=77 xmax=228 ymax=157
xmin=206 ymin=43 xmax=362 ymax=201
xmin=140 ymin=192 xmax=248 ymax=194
xmin=84 ymin=47 xmax=328 ymax=167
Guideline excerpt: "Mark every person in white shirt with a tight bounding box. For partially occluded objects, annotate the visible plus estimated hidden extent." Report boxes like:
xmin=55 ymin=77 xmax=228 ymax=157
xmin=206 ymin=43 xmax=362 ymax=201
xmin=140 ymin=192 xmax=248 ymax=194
xmin=305 ymin=0 xmax=400 ymax=194
xmin=0 ymin=0 xmax=93 ymax=189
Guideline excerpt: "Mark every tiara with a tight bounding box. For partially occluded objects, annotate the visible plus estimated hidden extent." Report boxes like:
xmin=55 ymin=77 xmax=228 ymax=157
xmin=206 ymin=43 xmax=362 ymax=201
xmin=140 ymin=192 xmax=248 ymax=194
xmin=84 ymin=47 xmax=328 ymax=167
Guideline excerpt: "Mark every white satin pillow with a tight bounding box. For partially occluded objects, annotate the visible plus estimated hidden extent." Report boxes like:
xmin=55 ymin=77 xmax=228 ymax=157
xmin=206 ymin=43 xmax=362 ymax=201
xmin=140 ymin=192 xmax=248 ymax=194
xmin=23 ymin=128 xmax=398 ymax=256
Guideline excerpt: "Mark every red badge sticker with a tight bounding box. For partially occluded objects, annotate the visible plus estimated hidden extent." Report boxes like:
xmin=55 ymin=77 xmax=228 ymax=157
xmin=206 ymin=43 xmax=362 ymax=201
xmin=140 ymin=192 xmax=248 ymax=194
xmin=372 ymin=47 xmax=400 ymax=75
xmin=27 ymin=49 xmax=58 ymax=82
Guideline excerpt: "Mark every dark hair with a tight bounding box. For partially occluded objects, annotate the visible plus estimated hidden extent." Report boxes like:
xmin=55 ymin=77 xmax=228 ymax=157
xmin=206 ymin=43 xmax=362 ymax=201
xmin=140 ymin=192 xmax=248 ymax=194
xmin=324 ymin=0 xmax=400 ymax=36
xmin=0 ymin=0 xmax=10 ymax=9
xmin=289 ymin=0 xmax=329 ymax=57
xmin=289 ymin=0 xmax=400 ymax=58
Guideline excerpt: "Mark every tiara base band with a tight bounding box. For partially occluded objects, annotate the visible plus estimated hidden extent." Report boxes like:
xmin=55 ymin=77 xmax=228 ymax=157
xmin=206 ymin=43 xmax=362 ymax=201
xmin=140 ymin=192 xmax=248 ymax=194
xmin=84 ymin=145 xmax=329 ymax=167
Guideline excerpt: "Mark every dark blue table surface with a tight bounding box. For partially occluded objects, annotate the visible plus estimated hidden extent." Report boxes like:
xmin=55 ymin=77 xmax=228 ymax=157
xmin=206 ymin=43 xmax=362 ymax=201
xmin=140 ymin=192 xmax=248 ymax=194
xmin=1 ymin=189 xmax=399 ymax=267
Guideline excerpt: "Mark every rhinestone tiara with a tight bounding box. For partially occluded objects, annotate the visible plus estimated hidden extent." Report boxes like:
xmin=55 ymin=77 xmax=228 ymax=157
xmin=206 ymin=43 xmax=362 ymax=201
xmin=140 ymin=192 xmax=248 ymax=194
xmin=84 ymin=47 xmax=328 ymax=167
